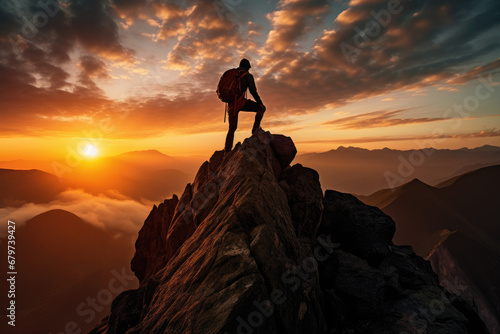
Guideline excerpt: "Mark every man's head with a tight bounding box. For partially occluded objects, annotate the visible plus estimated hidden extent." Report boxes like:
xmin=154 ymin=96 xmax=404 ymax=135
xmin=239 ymin=58 xmax=251 ymax=70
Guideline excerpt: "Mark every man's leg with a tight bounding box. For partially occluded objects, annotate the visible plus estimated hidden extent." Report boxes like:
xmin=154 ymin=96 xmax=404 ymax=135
xmin=224 ymin=109 xmax=238 ymax=152
xmin=239 ymin=100 xmax=266 ymax=133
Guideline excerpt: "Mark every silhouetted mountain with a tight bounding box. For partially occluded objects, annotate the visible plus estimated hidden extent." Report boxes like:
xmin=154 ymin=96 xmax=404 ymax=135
xmin=0 ymin=209 xmax=136 ymax=334
xmin=0 ymin=169 xmax=66 ymax=207
xmin=90 ymin=131 xmax=486 ymax=334
xmin=296 ymin=145 xmax=500 ymax=195
xmin=359 ymin=164 xmax=500 ymax=256
xmin=358 ymin=165 xmax=500 ymax=333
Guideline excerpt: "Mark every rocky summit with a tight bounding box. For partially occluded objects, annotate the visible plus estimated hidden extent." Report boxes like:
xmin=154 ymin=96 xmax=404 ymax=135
xmin=91 ymin=130 xmax=487 ymax=334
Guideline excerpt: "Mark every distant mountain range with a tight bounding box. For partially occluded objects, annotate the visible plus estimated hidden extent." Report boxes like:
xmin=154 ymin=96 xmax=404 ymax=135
xmin=0 ymin=150 xmax=202 ymax=206
xmin=358 ymin=164 xmax=500 ymax=334
xmin=358 ymin=164 xmax=500 ymax=256
xmin=296 ymin=145 xmax=500 ymax=195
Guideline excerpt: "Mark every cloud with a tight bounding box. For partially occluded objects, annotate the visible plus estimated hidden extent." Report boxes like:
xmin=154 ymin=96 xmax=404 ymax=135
xmin=159 ymin=0 xmax=257 ymax=77
xmin=323 ymin=108 xmax=447 ymax=129
xmin=153 ymin=1 xmax=189 ymax=41
xmin=79 ymin=55 xmax=111 ymax=79
xmin=112 ymin=0 xmax=149 ymax=17
xmin=446 ymin=58 xmax=500 ymax=85
xmin=69 ymin=0 xmax=135 ymax=61
xmin=0 ymin=189 xmax=153 ymax=235
xmin=1 ymin=0 xmax=499 ymax=139
xmin=0 ymin=0 xmax=138 ymax=135
xmin=263 ymin=0 xmax=330 ymax=52
xmin=256 ymin=0 xmax=500 ymax=114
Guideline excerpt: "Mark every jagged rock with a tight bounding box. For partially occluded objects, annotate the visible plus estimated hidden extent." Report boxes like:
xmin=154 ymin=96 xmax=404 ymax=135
xmin=130 ymin=196 xmax=179 ymax=284
xmin=320 ymin=190 xmax=395 ymax=263
xmin=381 ymin=245 xmax=439 ymax=289
xmin=270 ymin=133 xmax=297 ymax=169
xmin=332 ymin=250 xmax=386 ymax=317
xmin=93 ymin=132 xmax=487 ymax=334
xmin=279 ymin=164 xmax=323 ymax=238
xmin=94 ymin=287 xmax=146 ymax=334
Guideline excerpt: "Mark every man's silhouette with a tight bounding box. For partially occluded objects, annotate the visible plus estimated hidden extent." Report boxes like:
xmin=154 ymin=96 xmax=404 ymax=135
xmin=224 ymin=58 xmax=266 ymax=152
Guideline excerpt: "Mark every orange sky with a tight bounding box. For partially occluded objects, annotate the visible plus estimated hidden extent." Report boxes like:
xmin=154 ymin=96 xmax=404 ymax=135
xmin=1 ymin=0 xmax=499 ymax=161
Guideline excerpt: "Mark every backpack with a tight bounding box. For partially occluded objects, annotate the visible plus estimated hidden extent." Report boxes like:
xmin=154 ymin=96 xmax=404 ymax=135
xmin=216 ymin=69 xmax=248 ymax=103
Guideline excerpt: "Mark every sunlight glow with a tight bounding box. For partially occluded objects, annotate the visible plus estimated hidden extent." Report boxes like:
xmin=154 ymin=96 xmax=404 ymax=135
xmin=83 ymin=144 xmax=99 ymax=158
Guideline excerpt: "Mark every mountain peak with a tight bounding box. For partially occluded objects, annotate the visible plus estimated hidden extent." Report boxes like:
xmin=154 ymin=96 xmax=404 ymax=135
xmin=114 ymin=149 xmax=170 ymax=158
xmin=91 ymin=130 xmax=487 ymax=334
xmin=404 ymin=178 xmax=431 ymax=189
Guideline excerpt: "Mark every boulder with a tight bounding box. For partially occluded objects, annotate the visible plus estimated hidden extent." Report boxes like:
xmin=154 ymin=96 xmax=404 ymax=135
xmin=321 ymin=190 xmax=395 ymax=263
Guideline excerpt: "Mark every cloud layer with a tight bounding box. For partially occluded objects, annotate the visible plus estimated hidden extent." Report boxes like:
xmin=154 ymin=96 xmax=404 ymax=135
xmin=0 ymin=0 xmax=499 ymax=138
xmin=0 ymin=189 xmax=152 ymax=235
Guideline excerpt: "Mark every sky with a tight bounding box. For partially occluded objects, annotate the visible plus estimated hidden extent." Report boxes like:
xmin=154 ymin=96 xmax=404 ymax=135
xmin=1 ymin=0 xmax=499 ymax=160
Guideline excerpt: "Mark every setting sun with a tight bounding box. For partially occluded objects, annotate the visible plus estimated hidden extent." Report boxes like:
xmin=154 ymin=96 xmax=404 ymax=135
xmin=82 ymin=144 xmax=99 ymax=158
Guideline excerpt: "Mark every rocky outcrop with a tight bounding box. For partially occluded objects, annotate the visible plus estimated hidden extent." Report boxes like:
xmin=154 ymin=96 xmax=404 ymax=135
xmin=91 ymin=130 xmax=487 ymax=334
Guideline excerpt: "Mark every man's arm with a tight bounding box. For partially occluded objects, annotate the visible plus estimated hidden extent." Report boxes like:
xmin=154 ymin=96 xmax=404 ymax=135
xmin=248 ymin=74 xmax=263 ymax=106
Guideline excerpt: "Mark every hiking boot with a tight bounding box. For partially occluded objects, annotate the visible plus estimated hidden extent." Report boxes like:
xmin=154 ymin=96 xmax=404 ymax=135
xmin=252 ymin=126 xmax=262 ymax=135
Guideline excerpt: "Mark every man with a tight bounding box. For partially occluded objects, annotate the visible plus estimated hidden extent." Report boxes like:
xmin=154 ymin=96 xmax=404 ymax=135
xmin=224 ymin=58 xmax=266 ymax=152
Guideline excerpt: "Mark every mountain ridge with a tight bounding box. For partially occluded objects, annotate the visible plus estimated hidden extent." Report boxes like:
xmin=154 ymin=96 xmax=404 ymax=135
xmin=295 ymin=145 xmax=500 ymax=195
xmin=90 ymin=130 xmax=487 ymax=334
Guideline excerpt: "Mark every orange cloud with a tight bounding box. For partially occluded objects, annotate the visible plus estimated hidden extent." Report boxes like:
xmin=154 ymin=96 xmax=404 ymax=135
xmin=0 ymin=189 xmax=152 ymax=235
xmin=322 ymin=108 xmax=447 ymax=129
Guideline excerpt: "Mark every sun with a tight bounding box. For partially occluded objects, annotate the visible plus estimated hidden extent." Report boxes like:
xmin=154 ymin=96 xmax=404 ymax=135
xmin=82 ymin=144 xmax=99 ymax=158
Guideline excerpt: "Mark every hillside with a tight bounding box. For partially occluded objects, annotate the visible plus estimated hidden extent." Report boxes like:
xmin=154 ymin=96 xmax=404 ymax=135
xmin=0 ymin=209 xmax=136 ymax=334
xmin=0 ymin=169 xmax=66 ymax=207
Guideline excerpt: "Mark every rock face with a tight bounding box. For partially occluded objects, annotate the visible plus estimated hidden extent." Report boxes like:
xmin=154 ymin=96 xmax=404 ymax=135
xmin=428 ymin=231 xmax=500 ymax=334
xmin=91 ymin=130 xmax=487 ymax=334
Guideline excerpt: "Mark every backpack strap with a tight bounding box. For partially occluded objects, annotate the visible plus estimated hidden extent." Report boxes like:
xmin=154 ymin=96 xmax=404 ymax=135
xmin=233 ymin=72 xmax=248 ymax=116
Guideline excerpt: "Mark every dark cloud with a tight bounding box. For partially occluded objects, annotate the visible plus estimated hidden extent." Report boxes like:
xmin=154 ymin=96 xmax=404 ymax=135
xmin=112 ymin=0 xmax=149 ymax=15
xmin=447 ymin=58 xmax=500 ymax=85
xmin=79 ymin=55 xmax=110 ymax=79
xmin=0 ymin=0 xmax=134 ymax=136
xmin=70 ymin=0 xmax=134 ymax=61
